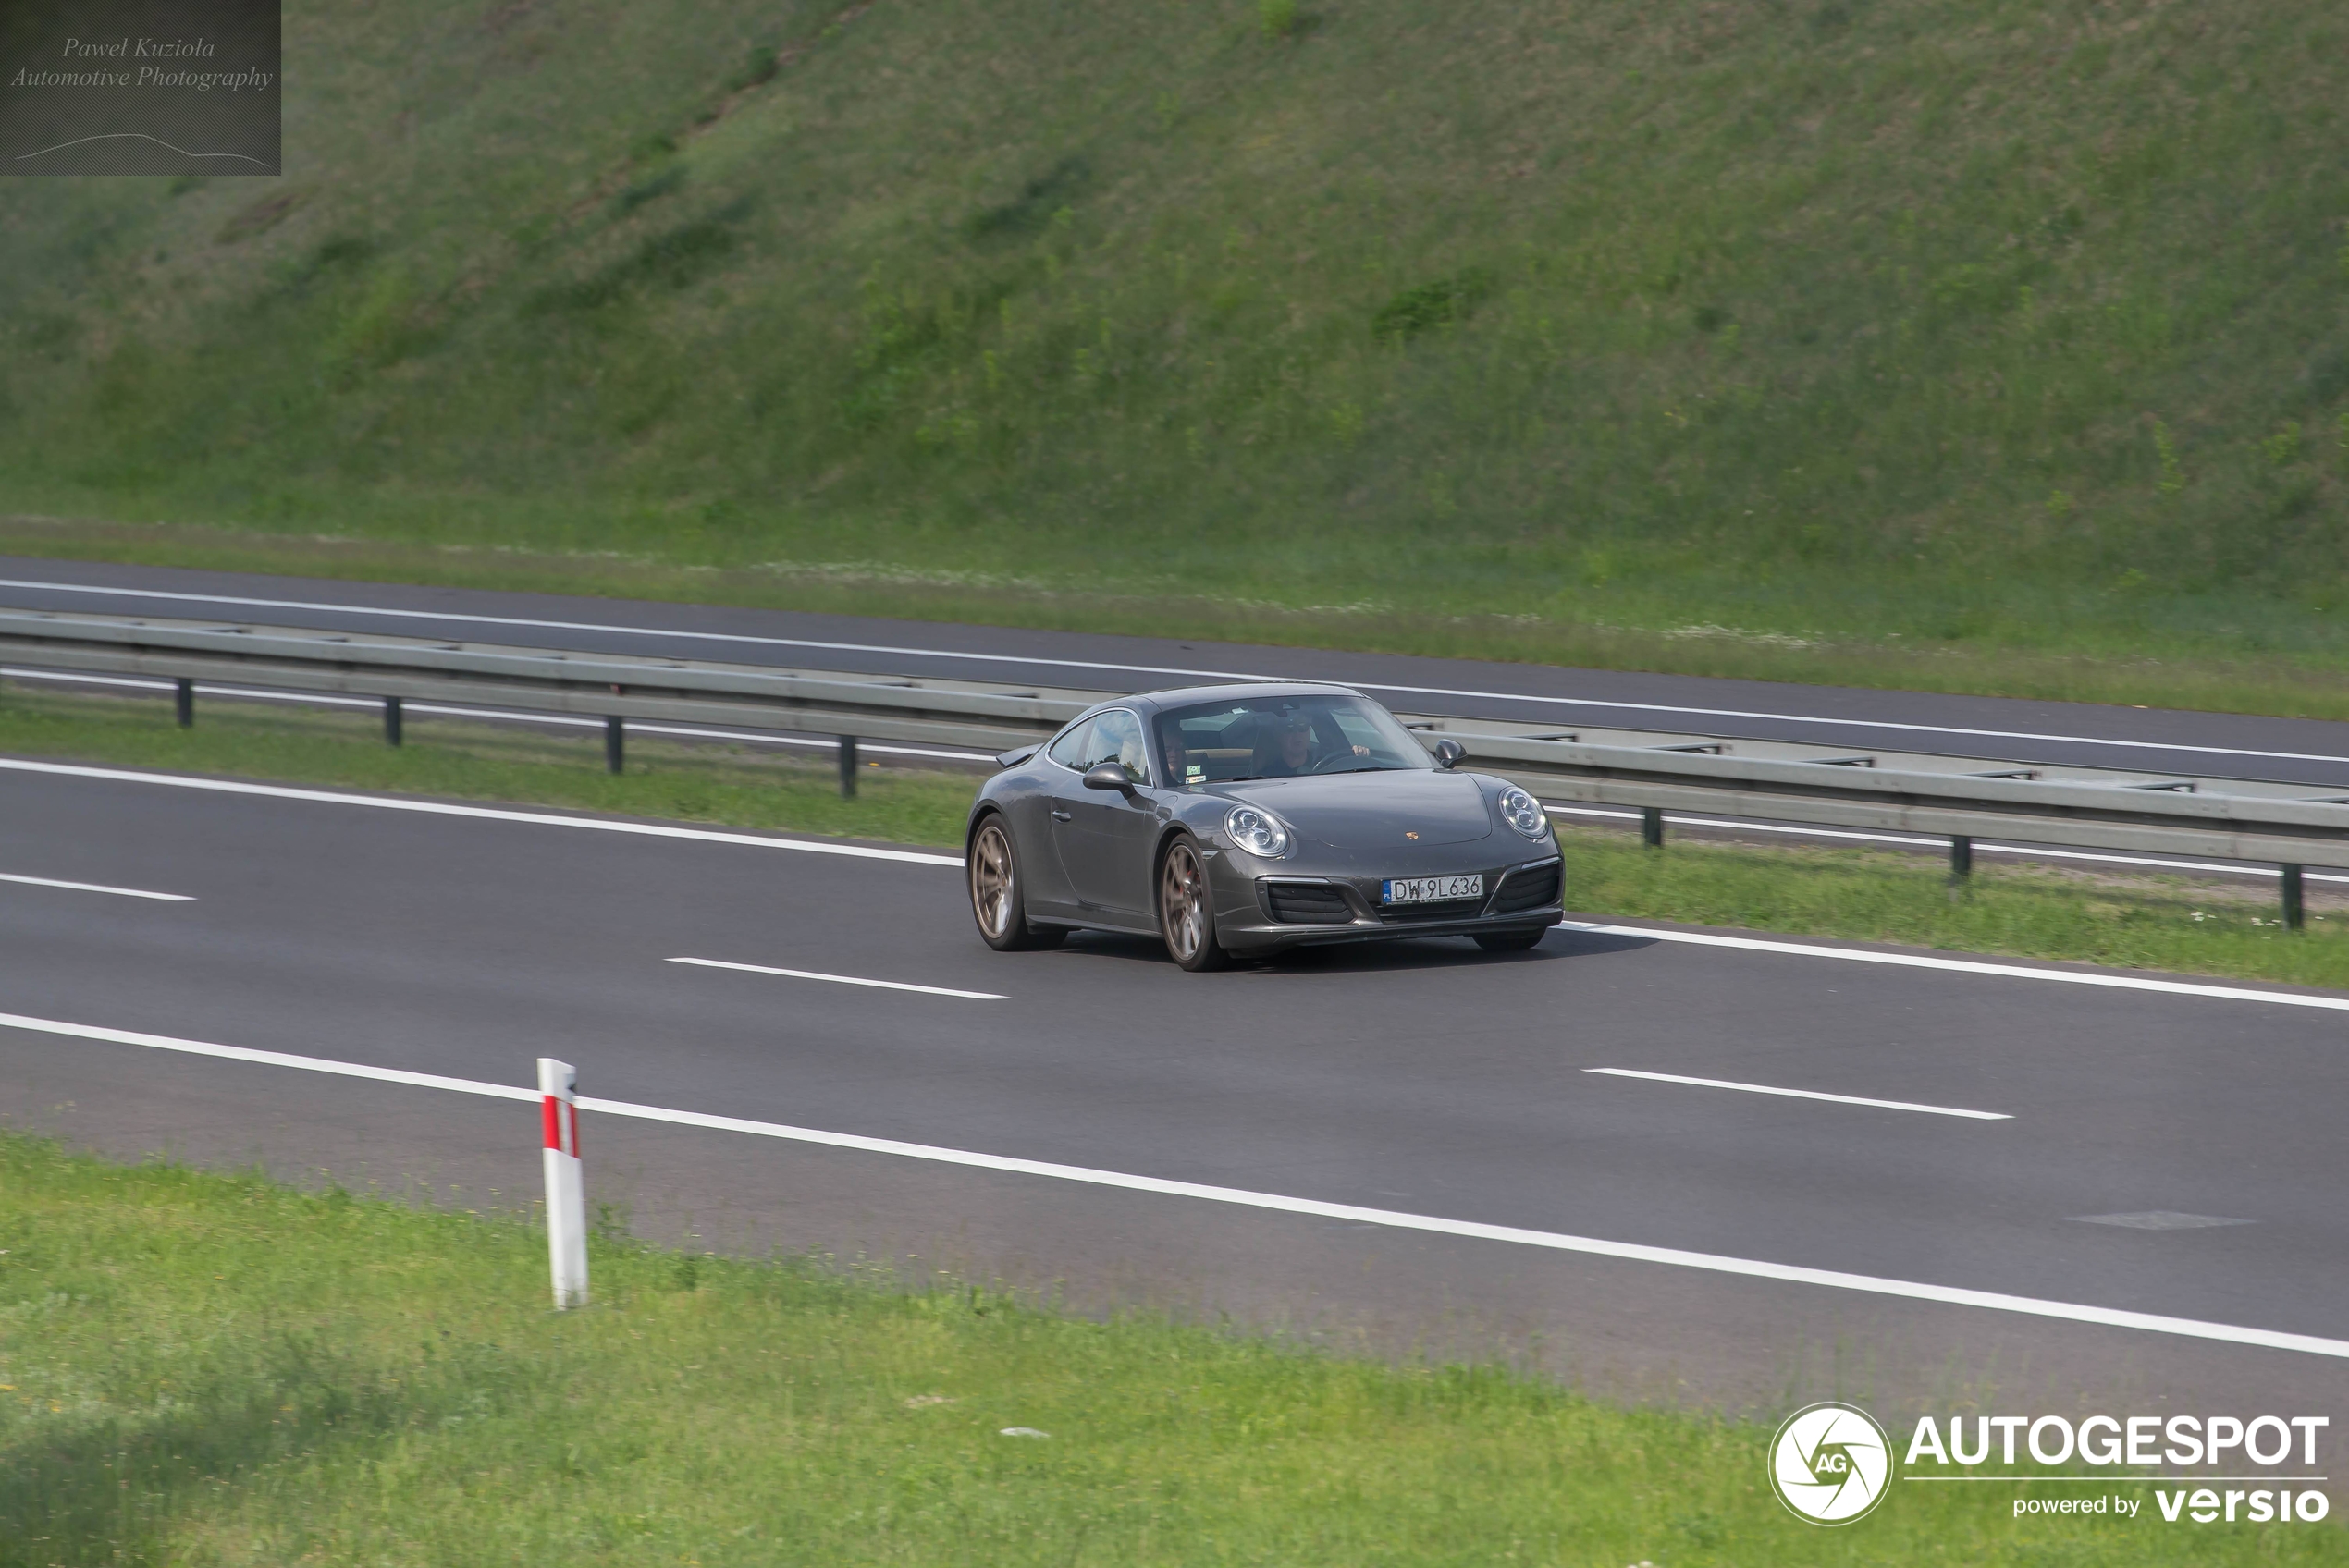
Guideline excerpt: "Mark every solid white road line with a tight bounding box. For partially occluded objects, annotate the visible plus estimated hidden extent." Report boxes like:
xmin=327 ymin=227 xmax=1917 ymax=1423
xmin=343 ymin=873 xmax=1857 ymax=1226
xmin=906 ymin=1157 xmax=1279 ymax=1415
xmin=0 ymin=667 xmax=994 ymax=763
xmin=0 ymin=870 xmax=193 ymax=901
xmin=0 ymin=756 xmax=965 ymax=866
xmin=1 ymin=1005 xmax=2342 ymax=1360
xmin=1584 ymin=1067 xmax=2011 ymax=1121
xmin=668 ymin=956 xmax=1007 ymax=999
xmin=1543 ymin=803 xmax=2349 ymax=883
xmin=7 ymin=576 xmax=2343 ymax=768
xmin=0 ymin=1010 xmax=539 ymax=1103
xmin=1565 ymin=922 xmax=2349 ymax=1012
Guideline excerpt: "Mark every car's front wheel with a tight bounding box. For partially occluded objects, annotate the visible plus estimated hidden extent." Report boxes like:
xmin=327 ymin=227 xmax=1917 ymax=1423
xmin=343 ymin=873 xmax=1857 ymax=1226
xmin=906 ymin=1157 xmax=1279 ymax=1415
xmin=1158 ymin=835 xmax=1230 ymax=972
xmin=969 ymin=815 xmax=1064 ymax=951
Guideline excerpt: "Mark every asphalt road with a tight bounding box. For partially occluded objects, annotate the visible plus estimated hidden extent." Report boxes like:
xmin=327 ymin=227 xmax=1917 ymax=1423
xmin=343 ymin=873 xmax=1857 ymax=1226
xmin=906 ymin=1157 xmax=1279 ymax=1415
xmin=4 ymin=756 xmax=2345 ymax=1432
xmin=11 ymin=556 xmax=2349 ymax=786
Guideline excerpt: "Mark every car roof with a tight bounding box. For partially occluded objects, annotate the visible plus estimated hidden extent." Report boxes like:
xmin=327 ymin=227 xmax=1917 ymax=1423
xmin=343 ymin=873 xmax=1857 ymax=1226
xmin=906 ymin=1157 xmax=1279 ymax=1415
xmin=1102 ymin=681 xmax=1368 ymax=717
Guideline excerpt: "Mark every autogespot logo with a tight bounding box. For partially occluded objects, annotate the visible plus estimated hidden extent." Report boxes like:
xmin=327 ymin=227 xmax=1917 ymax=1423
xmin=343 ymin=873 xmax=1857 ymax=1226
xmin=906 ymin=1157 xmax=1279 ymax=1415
xmin=1769 ymin=1402 xmax=1894 ymax=1525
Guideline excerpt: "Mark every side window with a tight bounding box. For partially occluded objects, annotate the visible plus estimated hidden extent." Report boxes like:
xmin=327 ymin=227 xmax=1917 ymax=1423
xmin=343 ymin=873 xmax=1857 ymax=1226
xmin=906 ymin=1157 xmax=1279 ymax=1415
xmin=1085 ymin=710 xmax=1150 ymax=784
xmin=1046 ymin=717 xmax=1097 ymax=771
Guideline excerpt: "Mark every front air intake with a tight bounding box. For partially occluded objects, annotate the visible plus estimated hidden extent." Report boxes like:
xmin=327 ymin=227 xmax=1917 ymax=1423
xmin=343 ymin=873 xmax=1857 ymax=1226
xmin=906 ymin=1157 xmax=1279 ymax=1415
xmin=1493 ymin=862 xmax=1562 ymax=913
xmin=1263 ymin=881 xmax=1352 ymax=925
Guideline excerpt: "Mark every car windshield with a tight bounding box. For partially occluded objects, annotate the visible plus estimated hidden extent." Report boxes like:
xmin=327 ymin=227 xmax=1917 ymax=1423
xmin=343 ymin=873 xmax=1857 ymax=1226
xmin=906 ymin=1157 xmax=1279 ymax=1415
xmin=1154 ymin=694 xmax=1433 ymax=784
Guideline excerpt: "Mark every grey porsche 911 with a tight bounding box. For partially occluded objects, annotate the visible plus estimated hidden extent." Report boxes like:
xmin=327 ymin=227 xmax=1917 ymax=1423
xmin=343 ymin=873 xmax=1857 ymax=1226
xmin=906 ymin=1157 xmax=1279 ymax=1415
xmin=965 ymin=683 xmax=1564 ymax=970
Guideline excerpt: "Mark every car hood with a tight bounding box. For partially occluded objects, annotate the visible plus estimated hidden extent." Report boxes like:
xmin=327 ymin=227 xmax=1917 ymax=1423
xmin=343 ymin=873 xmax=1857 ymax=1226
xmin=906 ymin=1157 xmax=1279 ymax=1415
xmin=1213 ymin=770 xmax=1494 ymax=848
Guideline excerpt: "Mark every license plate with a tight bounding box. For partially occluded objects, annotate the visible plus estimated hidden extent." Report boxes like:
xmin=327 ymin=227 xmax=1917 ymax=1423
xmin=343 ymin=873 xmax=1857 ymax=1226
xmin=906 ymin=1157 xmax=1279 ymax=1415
xmin=1381 ymin=874 xmax=1483 ymax=905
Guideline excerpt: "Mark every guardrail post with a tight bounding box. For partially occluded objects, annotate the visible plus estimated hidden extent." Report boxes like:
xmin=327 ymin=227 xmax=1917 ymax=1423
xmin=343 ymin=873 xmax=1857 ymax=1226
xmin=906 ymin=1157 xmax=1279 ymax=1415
xmin=604 ymin=717 xmax=624 ymax=775
xmin=1949 ymin=835 xmax=1973 ymax=879
xmin=2281 ymin=864 xmax=2305 ymax=931
xmin=1640 ymin=806 xmax=1664 ymax=849
xmin=837 ymin=735 xmax=859 ymax=798
xmin=174 ymin=678 xmax=193 ymax=729
xmin=383 ymin=696 xmax=403 ymax=746
xmin=538 ymin=1058 xmax=587 ymax=1310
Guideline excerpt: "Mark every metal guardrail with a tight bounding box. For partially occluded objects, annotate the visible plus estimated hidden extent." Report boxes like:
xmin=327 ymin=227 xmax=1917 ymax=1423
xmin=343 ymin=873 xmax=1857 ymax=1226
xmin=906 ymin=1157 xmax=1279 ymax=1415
xmin=5 ymin=609 xmax=2346 ymax=925
xmin=0 ymin=609 xmax=1107 ymax=796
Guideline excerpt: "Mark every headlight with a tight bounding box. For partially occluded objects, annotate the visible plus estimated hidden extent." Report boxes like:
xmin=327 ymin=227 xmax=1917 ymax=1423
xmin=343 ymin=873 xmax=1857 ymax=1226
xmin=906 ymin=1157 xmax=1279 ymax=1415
xmin=1497 ymin=786 xmax=1551 ymax=839
xmin=1224 ymin=805 xmax=1291 ymax=858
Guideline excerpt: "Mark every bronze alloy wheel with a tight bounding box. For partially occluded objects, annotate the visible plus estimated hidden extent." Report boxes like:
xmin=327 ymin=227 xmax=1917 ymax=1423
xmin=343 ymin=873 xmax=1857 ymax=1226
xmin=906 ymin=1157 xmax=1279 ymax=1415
xmin=970 ymin=820 xmax=1017 ymax=941
xmin=969 ymin=817 xmax=1064 ymax=950
xmin=1158 ymin=837 xmax=1228 ymax=971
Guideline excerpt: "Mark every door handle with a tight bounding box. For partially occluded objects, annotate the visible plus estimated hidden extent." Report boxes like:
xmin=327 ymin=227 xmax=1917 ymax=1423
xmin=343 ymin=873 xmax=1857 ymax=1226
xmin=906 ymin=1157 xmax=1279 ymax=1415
xmin=1051 ymin=809 xmax=1073 ymax=821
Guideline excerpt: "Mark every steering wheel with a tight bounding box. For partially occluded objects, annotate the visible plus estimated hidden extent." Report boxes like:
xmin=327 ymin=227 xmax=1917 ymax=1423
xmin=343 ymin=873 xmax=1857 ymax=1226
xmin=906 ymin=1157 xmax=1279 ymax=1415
xmin=1309 ymin=751 xmax=1360 ymax=774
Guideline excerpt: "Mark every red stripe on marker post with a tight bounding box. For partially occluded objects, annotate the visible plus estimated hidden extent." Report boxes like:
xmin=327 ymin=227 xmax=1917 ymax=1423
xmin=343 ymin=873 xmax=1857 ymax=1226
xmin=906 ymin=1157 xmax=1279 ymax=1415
xmin=540 ymin=1092 xmax=578 ymax=1157
xmin=537 ymin=1057 xmax=588 ymax=1308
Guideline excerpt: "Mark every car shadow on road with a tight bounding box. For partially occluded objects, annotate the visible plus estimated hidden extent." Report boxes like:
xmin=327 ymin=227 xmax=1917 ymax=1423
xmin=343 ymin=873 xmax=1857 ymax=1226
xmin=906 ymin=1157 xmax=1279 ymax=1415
xmin=1051 ymin=925 xmax=1659 ymax=974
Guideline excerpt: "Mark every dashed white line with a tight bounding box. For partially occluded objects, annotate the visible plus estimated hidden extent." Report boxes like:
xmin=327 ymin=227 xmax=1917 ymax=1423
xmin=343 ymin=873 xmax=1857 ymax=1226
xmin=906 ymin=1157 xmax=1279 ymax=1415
xmin=1564 ymin=922 xmax=2349 ymax=1012
xmin=668 ymin=956 xmax=1006 ymax=999
xmin=6 ymin=576 xmax=2341 ymax=766
xmin=1585 ymin=1068 xmax=2011 ymax=1120
xmin=0 ymin=871 xmax=192 ymax=902
xmin=0 ymin=1005 xmax=2342 ymax=1359
xmin=0 ymin=757 xmax=965 ymax=866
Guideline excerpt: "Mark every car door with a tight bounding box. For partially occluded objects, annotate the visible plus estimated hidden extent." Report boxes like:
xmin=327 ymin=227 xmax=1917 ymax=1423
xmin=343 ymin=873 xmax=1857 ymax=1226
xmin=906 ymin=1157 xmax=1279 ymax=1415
xmin=1016 ymin=717 xmax=1100 ymax=918
xmin=1050 ymin=707 xmax=1161 ymax=921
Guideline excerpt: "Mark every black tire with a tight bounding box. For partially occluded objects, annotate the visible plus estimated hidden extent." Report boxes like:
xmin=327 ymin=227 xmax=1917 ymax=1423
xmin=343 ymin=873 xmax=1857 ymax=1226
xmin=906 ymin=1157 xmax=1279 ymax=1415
xmin=1473 ymin=928 xmax=1548 ymax=953
xmin=968 ymin=815 xmax=1065 ymax=951
xmin=1158 ymin=835 xmax=1230 ymax=972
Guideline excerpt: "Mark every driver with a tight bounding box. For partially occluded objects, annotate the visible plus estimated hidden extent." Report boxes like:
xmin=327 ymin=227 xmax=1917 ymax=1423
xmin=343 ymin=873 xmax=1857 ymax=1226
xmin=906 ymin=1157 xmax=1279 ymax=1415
xmin=1256 ymin=713 xmax=1369 ymax=778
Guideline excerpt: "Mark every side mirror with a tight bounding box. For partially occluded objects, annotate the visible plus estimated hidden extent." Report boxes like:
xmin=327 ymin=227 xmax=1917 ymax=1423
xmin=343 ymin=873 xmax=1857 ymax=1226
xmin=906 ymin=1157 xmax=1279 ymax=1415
xmin=1433 ymin=738 xmax=1467 ymax=770
xmin=1082 ymin=763 xmax=1137 ymax=793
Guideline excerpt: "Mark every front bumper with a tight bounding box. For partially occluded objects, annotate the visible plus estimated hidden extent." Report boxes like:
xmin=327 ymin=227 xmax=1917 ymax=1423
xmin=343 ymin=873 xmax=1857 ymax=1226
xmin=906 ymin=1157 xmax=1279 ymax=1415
xmin=1213 ymin=853 xmax=1564 ymax=951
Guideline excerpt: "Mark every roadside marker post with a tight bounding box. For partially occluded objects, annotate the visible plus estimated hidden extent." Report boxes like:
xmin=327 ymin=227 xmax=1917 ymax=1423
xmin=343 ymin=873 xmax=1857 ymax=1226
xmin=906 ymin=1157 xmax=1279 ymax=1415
xmin=539 ymin=1057 xmax=588 ymax=1309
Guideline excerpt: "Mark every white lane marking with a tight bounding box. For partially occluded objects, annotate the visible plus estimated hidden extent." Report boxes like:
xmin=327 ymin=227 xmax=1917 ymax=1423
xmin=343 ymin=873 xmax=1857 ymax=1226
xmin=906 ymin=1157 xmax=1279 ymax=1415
xmin=0 ymin=871 xmax=193 ymax=902
xmin=0 ymin=757 xmax=965 ymax=867
xmin=6 ymin=577 xmax=2340 ymax=767
xmin=0 ymin=1010 xmax=540 ymax=1103
xmin=0 ymin=668 xmax=993 ymax=763
xmin=1 ymin=1005 xmax=2342 ymax=1360
xmin=1584 ymin=1067 xmax=2011 ymax=1120
xmin=1565 ymin=922 xmax=2349 ymax=1012
xmin=1544 ymin=803 xmax=2349 ymax=883
xmin=669 ymin=956 xmax=1007 ymax=999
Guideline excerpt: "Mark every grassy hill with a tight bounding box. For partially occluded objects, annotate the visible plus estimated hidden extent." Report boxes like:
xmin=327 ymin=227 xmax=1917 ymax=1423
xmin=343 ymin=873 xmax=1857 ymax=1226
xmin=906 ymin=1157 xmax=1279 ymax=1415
xmin=4 ymin=0 xmax=2348 ymax=704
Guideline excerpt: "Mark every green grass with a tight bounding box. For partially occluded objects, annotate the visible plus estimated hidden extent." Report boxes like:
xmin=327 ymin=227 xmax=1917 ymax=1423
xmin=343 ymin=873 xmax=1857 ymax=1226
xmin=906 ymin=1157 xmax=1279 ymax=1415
xmin=7 ymin=680 xmax=2347 ymax=992
xmin=4 ymin=1132 xmax=2341 ymax=1566
xmin=5 ymin=0 xmax=2349 ymax=709
xmin=1562 ymin=826 xmax=2349 ymax=990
